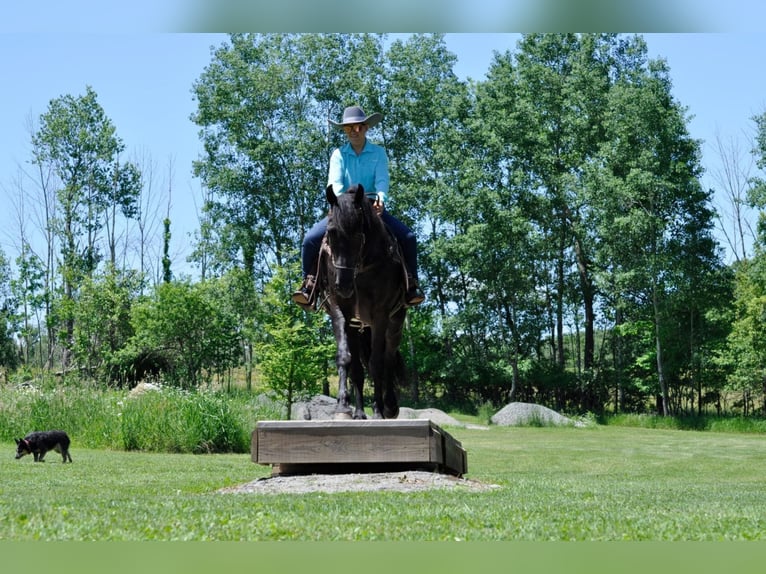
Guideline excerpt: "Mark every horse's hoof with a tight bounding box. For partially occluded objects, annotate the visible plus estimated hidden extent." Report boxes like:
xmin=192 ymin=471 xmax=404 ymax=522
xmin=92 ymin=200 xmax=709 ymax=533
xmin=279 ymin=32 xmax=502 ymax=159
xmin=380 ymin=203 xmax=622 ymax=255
xmin=383 ymin=406 xmax=400 ymax=419
xmin=352 ymin=411 xmax=368 ymax=420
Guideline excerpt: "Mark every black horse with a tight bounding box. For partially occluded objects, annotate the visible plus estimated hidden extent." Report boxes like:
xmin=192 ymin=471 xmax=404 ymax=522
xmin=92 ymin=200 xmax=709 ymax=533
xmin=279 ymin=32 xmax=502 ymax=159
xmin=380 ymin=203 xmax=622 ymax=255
xmin=317 ymin=183 xmax=407 ymax=419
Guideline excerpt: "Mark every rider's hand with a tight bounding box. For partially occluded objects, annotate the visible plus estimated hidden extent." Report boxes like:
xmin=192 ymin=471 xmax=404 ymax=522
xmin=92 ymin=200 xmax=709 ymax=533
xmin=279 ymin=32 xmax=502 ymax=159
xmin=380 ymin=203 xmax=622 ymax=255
xmin=373 ymin=194 xmax=385 ymax=216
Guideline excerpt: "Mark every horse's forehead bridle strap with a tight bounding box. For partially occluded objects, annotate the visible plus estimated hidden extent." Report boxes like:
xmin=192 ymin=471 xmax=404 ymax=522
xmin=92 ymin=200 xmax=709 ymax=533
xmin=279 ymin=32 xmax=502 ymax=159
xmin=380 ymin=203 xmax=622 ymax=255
xmin=329 ymin=232 xmax=366 ymax=275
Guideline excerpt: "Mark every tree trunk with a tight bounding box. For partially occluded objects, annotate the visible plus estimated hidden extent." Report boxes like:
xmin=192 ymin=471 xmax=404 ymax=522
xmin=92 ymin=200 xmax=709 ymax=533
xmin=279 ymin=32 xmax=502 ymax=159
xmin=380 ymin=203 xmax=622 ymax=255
xmin=653 ymin=283 xmax=670 ymax=416
xmin=572 ymin=234 xmax=595 ymax=370
xmin=556 ymin=243 xmax=565 ymax=369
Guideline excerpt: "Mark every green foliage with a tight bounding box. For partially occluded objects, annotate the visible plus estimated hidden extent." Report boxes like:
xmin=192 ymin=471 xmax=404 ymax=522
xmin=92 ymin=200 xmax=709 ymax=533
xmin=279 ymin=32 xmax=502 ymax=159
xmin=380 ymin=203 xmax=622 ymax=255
xmin=10 ymin=242 xmax=48 ymax=368
xmin=126 ymin=279 xmax=241 ymax=388
xmin=0 ymin=248 xmax=19 ymax=371
xmin=722 ymin=259 xmax=766 ymax=412
xmin=71 ymin=265 xmax=141 ymax=378
xmin=255 ymin=263 xmax=333 ymax=417
xmin=191 ymin=33 xmax=365 ymax=279
xmin=605 ymin=412 xmax=766 ymax=433
xmin=476 ymin=401 xmax=496 ymax=425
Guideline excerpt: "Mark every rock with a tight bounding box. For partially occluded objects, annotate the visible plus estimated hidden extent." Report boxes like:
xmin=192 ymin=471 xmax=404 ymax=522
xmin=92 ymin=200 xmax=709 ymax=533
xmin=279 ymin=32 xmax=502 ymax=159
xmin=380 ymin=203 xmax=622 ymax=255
xmin=397 ymin=407 xmax=463 ymax=427
xmin=127 ymin=382 xmax=162 ymax=398
xmin=491 ymin=402 xmax=576 ymax=427
xmin=290 ymin=395 xmax=338 ymax=420
xmin=290 ymin=397 xmax=466 ymax=426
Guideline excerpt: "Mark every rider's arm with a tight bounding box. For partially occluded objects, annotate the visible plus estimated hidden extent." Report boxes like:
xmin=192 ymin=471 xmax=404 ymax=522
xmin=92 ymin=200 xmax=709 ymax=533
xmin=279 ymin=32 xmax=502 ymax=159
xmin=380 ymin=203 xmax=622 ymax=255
xmin=327 ymin=148 xmax=345 ymax=195
xmin=373 ymin=147 xmax=390 ymax=206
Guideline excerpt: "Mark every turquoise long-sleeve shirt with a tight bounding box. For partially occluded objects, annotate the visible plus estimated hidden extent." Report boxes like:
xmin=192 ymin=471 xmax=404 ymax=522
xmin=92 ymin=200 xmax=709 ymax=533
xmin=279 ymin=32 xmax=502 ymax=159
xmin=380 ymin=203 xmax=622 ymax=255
xmin=327 ymin=140 xmax=389 ymax=204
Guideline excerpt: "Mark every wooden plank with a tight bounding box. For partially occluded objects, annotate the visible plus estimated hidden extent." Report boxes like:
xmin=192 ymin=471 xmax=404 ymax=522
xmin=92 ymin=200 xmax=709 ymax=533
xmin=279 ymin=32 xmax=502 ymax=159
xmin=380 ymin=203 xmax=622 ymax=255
xmin=272 ymin=461 xmax=441 ymax=476
xmin=252 ymin=419 xmax=468 ymax=477
xmin=254 ymin=420 xmax=432 ymax=464
xmin=442 ymin=429 xmax=468 ymax=475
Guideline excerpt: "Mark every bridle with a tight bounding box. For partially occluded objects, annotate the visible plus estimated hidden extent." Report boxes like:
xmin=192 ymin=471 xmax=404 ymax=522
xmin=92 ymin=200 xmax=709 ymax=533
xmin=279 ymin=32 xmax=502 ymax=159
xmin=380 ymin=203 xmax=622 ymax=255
xmin=329 ymin=231 xmax=367 ymax=279
xmin=327 ymin=200 xmax=371 ymax=280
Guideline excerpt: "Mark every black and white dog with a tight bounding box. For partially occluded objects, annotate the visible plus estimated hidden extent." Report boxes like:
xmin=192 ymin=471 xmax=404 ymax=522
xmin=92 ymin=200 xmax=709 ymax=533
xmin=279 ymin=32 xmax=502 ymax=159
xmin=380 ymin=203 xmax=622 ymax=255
xmin=15 ymin=430 xmax=73 ymax=463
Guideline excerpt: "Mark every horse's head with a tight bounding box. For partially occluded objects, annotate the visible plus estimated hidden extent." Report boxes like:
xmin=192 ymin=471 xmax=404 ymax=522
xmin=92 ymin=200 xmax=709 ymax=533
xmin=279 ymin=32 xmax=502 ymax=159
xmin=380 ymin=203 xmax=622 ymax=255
xmin=326 ymin=184 xmax=368 ymax=299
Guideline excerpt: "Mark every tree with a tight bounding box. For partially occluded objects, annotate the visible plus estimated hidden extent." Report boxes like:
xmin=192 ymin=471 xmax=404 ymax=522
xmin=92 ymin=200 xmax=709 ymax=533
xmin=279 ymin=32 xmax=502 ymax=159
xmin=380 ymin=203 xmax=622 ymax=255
xmin=11 ymin=243 xmax=50 ymax=369
xmin=468 ymin=34 xmax=621 ymax=409
xmin=30 ymin=86 xmax=139 ymax=368
xmin=711 ymin=133 xmax=756 ymax=263
xmin=256 ymin=262 xmax=332 ymax=418
xmin=720 ymin=109 xmax=766 ymax=414
xmin=127 ymin=279 xmax=241 ymax=389
xmin=723 ymin=259 xmax=766 ymax=414
xmin=104 ymin=160 xmax=142 ymax=269
xmin=0 ymin=248 xmax=19 ymax=373
xmin=71 ymin=265 xmax=141 ymax=381
xmin=383 ymin=34 xmax=479 ymax=399
xmin=587 ymin=49 xmax=718 ymax=415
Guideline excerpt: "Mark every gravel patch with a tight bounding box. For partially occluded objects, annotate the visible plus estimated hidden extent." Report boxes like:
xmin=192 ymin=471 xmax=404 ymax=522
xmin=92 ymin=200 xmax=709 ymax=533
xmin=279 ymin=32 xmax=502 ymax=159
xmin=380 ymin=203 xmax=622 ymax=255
xmin=218 ymin=470 xmax=499 ymax=494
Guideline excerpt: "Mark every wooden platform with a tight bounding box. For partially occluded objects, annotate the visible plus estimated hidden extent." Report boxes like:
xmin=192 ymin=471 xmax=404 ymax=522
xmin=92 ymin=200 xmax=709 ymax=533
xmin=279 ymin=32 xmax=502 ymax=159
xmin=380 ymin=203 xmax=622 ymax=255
xmin=252 ymin=419 xmax=467 ymax=477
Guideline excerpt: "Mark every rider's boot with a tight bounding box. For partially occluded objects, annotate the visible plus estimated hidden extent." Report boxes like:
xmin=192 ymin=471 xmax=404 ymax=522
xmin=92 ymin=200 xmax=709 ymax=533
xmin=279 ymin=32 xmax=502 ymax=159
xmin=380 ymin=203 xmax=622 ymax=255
xmin=405 ymin=275 xmax=425 ymax=307
xmin=292 ymin=275 xmax=316 ymax=311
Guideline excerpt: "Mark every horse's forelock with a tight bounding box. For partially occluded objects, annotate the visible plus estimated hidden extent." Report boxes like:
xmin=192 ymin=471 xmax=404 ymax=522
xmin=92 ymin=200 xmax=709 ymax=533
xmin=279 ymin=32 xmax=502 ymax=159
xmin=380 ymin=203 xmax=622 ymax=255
xmin=331 ymin=188 xmax=370 ymax=236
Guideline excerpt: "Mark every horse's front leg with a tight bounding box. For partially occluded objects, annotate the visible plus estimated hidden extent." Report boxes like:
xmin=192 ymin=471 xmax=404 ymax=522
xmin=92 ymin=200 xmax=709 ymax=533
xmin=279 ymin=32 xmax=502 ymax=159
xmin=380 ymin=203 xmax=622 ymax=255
xmin=350 ymin=328 xmax=369 ymax=419
xmin=380 ymin=310 xmax=405 ymax=419
xmin=368 ymin=326 xmax=396 ymax=419
xmin=331 ymin=309 xmax=353 ymax=419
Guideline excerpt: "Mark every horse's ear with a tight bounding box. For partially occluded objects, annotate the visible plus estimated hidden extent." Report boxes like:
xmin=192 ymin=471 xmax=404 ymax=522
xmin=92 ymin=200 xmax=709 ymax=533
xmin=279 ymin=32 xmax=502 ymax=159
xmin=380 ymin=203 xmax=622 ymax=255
xmin=326 ymin=185 xmax=337 ymax=206
xmin=354 ymin=184 xmax=365 ymax=206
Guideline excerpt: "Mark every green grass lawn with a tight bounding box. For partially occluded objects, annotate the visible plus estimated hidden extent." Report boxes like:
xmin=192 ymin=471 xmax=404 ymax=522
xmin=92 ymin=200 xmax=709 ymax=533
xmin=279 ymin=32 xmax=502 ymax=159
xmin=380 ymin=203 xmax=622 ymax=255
xmin=2 ymin=424 xmax=766 ymax=541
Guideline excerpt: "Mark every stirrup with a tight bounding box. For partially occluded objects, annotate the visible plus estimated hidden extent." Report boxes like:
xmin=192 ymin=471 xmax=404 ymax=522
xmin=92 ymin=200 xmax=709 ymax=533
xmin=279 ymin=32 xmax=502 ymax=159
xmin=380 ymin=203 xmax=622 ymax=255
xmin=405 ymin=276 xmax=425 ymax=307
xmin=291 ymin=276 xmax=316 ymax=311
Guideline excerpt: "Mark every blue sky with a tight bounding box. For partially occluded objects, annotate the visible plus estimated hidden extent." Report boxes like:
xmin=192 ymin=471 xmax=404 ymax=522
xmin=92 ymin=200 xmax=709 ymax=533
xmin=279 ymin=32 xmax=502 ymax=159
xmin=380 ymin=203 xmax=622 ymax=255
xmin=1 ymin=32 xmax=765 ymax=269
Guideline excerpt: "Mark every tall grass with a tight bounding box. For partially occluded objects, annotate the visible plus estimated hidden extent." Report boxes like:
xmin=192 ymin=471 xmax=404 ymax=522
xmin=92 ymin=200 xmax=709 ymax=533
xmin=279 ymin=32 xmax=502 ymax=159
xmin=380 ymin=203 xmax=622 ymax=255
xmin=0 ymin=384 xmax=283 ymax=453
xmin=120 ymin=388 xmax=254 ymax=453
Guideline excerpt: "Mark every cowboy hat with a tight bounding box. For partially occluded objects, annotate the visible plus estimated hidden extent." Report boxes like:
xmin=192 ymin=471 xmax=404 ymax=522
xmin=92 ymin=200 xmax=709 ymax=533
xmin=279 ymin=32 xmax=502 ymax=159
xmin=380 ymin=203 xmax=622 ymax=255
xmin=329 ymin=105 xmax=382 ymax=129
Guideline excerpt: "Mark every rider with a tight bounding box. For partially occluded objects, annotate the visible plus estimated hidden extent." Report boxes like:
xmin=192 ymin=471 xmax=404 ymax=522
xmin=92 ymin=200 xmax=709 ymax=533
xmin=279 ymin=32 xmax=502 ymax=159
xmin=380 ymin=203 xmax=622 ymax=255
xmin=292 ymin=105 xmax=425 ymax=311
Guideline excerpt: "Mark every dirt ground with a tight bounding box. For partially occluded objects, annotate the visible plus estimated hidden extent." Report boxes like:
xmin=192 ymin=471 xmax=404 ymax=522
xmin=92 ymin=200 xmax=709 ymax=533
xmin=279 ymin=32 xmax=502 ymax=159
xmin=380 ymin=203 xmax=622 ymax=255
xmin=218 ymin=470 xmax=499 ymax=494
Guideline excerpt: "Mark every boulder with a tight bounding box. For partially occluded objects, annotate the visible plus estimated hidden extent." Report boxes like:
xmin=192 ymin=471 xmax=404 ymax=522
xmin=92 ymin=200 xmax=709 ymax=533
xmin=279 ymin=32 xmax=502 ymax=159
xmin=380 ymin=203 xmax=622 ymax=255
xmin=398 ymin=407 xmax=463 ymax=427
xmin=491 ymin=402 xmax=576 ymax=427
xmin=290 ymin=394 xmax=338 ymax=420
